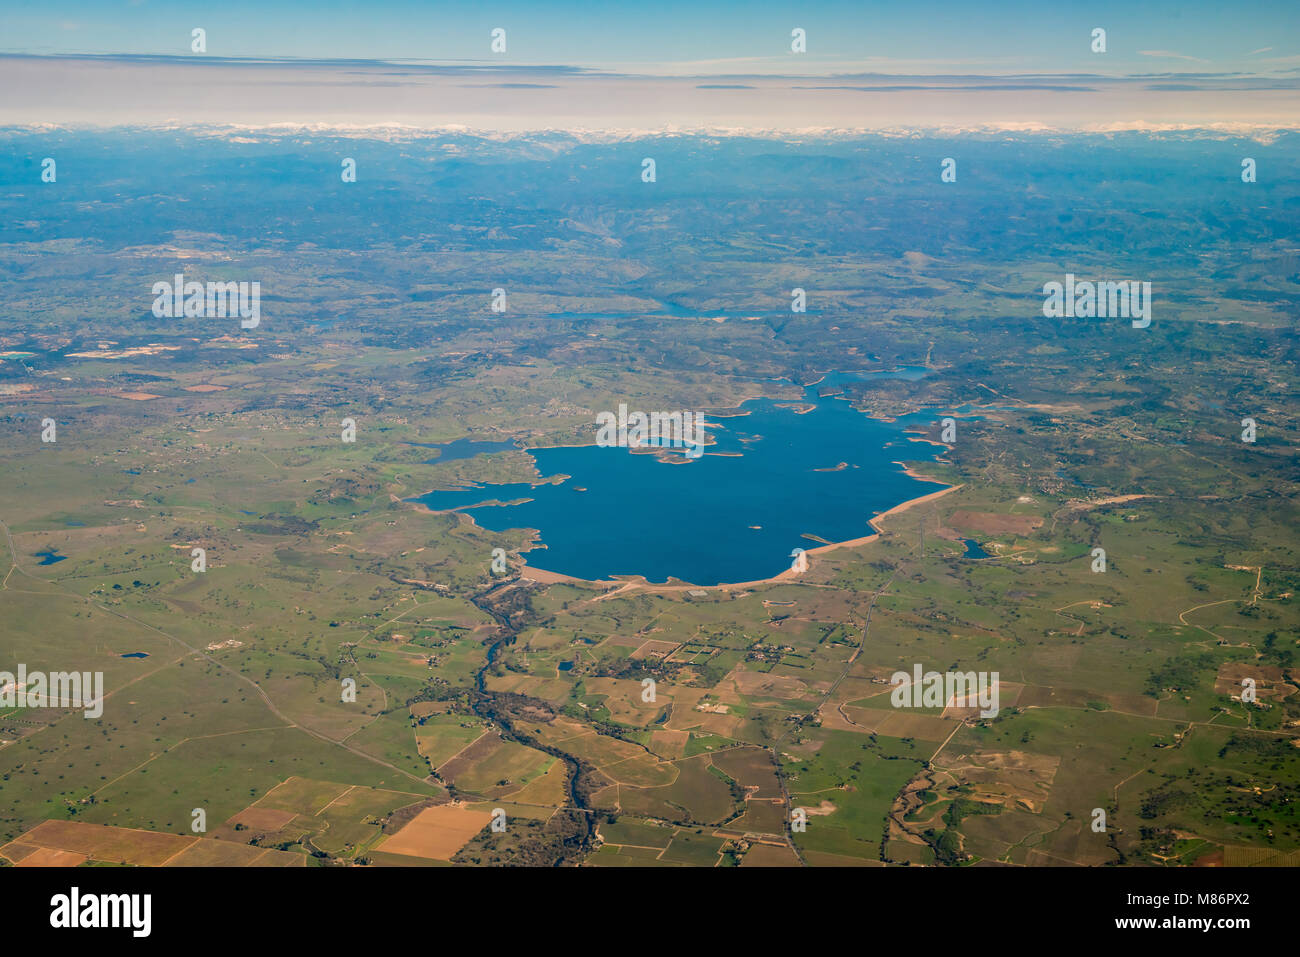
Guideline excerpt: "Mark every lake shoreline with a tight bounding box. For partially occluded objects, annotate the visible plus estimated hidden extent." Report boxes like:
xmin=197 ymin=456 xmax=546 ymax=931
xmin=498 ymin=479 xmax=964 ymax=593
xmin=402 ymin=476 xmax=962 ymax=592
xmin=408 ymin=369 xmax=960 ymax=590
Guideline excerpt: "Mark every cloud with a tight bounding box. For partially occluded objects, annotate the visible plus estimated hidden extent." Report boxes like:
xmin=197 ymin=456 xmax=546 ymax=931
xmin=1138 ymin=50 xmax=1206 ymax=63
xmin=800 ymin=83 xmax=1096 ymax=92
xmin=3 ymin=55 xmax=1294 ymax=134
xmin=459 ymin=82 xmax=557 ymax=89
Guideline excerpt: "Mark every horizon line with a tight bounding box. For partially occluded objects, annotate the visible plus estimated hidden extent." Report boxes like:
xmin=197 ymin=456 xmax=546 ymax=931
xmin=2 ymin=51 xmax=1297 ymax=83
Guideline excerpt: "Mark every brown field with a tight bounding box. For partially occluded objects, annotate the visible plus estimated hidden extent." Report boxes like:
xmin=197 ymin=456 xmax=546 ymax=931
xmin=16 ymin=847 xmax=88 ymax=867
xmin=712 ymin=747 xmax=783 ymax=798
xmin=601 ymin=635 xmax=643 ymax=649
xmin=835 ymin=706 xmax=956 ymax=741
xmin=804 ymin=849 xmax=885 ymax=867
xmin=1214 ymin=663 xmax=1292 ymax=700
xmin=601 ymin=753 xmax=680 ymax=788
xmin=731 ymin=799 xmax=788 ymax=835
xmin=948 ymin=510 xmax=1043 ymax=536
xmin=367 ymin=849 xmax=455 ymax=867
xmin=0 ymin=843 xmax=38 ymax=862
xmin=437 ymin=730 xmax=505 ymax=781
xmin=941 ymin=681 xmax=1023 ymax=719
xmin=650 ymin=730 xmax=689 ymax=759
xmin=741 ymin=843 xmax=801 ymax=867
xmin=376 ymin=804 xmax=494 ymax=861
xmin=610 ymin=753 xmax=736 ymax=823
xmin=482 ymin=673 xmax=572 ymax=703
xmin=585 ymin=676 xmax=676 ymax=723
xmin=518 ymin=563 xmax=593 ymax=585
xmin=537 ymin=725 xmax=677 ymax=788
xmin=246 ymin=850 xmax=304 ymax=866
xmin=0 ymin=819 xmax=304 ymax=867
xmin=943 ymin=749 xmax=1061 ymax=814
xmin=449 ymin=740 xmax=553 ymax=797
xmin=410 ymin=701 xmax=450 ymax=718
xmin=229 ymin=807 xmax=298 ymax=831
xmin=4 ymin=820 xmax=195 ymax=866
xmin=675 ymin=708 xmax=746 ymax=737
xmin=661 ymin=687 xmax=709 ymax=728
xmin=165 ymin=840 xmax=304 ymax=867
xmin=727 ymin=669 xmax=814 ymax=702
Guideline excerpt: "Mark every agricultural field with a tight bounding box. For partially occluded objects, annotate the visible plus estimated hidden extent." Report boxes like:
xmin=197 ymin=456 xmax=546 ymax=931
xmin=1 ymin=124 xmax=1297 ymax=870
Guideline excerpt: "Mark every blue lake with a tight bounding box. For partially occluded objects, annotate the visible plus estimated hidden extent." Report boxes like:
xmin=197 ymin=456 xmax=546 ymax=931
xmin=35 ymin=550 xmax=67 ymax=565
xmin=415 ymin=372 xmax=952 ymax=585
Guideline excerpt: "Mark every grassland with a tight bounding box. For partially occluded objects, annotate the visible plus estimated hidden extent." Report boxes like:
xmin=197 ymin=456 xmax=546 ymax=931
xmin=1 ymin=130 xmax=1296 ymax=866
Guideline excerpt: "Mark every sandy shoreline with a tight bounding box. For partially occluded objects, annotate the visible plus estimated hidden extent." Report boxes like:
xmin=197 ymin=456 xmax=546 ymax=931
xmin=484 ymin=479 xmax=966 ymax=594
xmin=401 ymin=373 xmax=962 ymax=594
xmin=401 ymin=471 xmax=962 ymax=594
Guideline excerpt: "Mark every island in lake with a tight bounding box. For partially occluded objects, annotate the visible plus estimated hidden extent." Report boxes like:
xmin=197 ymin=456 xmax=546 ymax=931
xmin=416 ymin=373 xmax=952 ymax=586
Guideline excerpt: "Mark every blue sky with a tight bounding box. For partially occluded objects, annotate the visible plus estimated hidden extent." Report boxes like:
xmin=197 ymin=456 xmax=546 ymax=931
xmin=4 ymin=0 xmax=1298 ymax=76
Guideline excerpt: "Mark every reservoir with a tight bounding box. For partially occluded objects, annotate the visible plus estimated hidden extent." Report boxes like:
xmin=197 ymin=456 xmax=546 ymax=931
xmin=415 ymin=371 xmax=951 ymax=586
